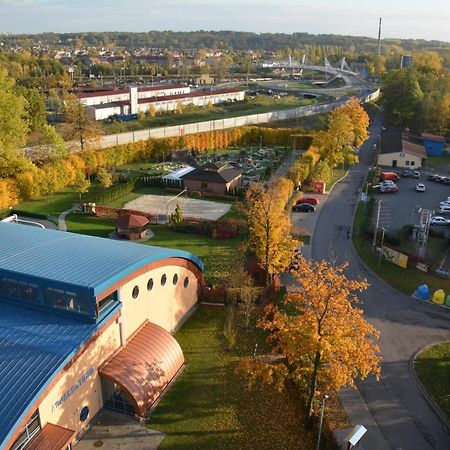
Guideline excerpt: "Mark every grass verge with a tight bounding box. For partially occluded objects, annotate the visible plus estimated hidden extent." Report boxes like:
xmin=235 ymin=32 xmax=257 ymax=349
xmin=414 ymin=342 xmax=450 ymax=421
xmin=148 ymin=305 xmax=337 ymax=450
xmin=352 ymin=202 xmax=450 ymax=295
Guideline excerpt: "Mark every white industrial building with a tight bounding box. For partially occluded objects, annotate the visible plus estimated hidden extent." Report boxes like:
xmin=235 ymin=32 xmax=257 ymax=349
xmin=80 ymin=84 xmax=246 ymax=121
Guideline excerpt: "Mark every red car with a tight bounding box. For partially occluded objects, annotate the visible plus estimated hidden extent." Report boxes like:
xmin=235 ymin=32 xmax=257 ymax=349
xmin=379 ymin=186 xmax=398 ymax=194
xmin=296 ymin=197 xmax=320 ymax=206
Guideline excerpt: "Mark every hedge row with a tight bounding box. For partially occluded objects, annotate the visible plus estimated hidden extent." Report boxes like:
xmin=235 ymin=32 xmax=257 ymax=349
xmin=1 ymin=126 xmax=302 ymax=209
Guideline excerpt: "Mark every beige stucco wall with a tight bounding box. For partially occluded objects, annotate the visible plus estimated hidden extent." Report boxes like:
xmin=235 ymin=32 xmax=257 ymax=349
xmin=378 ymin=152 xmax=422 ymax=169
xmin=38 ymin=319 xmax=121 ymax=439
xmin=119 ymin=264 xmax=199 ymax=339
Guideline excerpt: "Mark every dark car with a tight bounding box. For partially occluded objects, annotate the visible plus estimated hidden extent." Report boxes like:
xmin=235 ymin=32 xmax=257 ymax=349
xmin=296 ymin=197 xmax=320 ymax=206
xmin=427 ymin=174 xmax=437 ymax=181
xmin=401 ymin=170 xmax=412 ymax=178
xmin=292 ymin=203 xmax=315 ymax=212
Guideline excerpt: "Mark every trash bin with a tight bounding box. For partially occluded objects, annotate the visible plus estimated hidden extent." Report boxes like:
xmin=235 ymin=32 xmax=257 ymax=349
xmin=415 ymin=284 xmax=429 ymax=300
xmin=432 ymin=289 xmax=445 ymax=305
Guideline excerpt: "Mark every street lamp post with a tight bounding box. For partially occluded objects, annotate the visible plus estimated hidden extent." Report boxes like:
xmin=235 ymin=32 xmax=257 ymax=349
xmin=316 ymin=394 xmax=329 ymax=450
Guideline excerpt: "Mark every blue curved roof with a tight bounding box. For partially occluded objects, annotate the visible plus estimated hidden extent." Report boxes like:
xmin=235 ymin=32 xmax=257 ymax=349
xmin=0 ymin=222 xmax=204 ymax=296
xmin=0 ymin=301 xmax=98 ymax=449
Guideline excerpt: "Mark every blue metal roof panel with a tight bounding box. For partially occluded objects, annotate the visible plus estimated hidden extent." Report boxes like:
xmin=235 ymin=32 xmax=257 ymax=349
xmin=0 ymin=223 xmax=204 ymax=295
xmin=0 ymin=302 xmax=97 ymax=448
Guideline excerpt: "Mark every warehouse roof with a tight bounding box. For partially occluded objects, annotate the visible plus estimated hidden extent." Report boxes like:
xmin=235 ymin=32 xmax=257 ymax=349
xmin=0 ymin=301 xmax=99 ymax=448
xmin=0 ymin=222 xmax=204 ymax=296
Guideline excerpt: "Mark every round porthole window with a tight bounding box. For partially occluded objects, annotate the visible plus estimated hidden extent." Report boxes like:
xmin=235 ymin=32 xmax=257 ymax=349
xmin=147 ymin=278 xmax=154 ymax=291
xmin=132 ymin=286 xmax=139 ymax=299
xmin=80 ymin=406 xmax=89 ymax=422
xmin=173 ymin=274 xmax=178 ymax=285
xmin=161 ymin=274 xmax=167 ymax=286
xmin=183 ymin=276 xmax=189 ymax=288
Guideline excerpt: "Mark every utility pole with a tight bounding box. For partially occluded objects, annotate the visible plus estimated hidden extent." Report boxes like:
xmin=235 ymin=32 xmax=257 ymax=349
xmin=377 ymin=18 xmax=382 ymax=55
xmin=372 ymin=199 xmax=381 ymax=250
xmin=416 ymin=208 xmax=433 ymax=259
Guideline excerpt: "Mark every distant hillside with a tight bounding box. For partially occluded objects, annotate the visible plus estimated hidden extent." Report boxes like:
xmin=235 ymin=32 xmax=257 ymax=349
xmin=1 ymin=31 xmax=449 ymax=53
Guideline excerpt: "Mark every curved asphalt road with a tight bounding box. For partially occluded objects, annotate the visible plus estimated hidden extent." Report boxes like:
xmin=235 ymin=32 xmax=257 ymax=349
xmin=312 ymin=114 xmax=450 ymax=450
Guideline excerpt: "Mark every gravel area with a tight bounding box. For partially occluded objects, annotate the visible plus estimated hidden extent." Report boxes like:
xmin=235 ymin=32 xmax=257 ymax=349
xmin=124 ymin=194 xmax=231 ymax=221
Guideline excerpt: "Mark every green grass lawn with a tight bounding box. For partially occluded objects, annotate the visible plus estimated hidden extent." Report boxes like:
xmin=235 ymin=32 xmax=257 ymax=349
xmin=14 ymin=184 xmax=104 ymax=217
xmin=148 ymin=225 xmax=244 ymax=286
xmin=352 ymin=202 xmax=450 ymax=295
xmin=414 ymin=342 xmax=450 ymax=420
xmin=424 ymin=153 xmax=450 ymax=170
xmin=65 ymin=212 xmax=115 ymax=238
xmin=148 ymin=305 xmax=320 ymax=450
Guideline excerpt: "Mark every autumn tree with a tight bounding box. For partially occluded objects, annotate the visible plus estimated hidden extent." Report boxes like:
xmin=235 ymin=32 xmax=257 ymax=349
xmin=312 ymin=110 xmax=355 ymax=168
xmin=63 ymin=93 xmax=102 ymax=150
xmin=96 ymin=167 xmax=113 ymax=188
xmin=72 ymin=173 xmax=91 ymax=200
xmin=227 ymin=266 xmax=261 ymax=330
xmin=31 ymin=124 xmax=67 ymax=164
xmin=240 ymin=257 xmax=380 ymax=424
xmin=0 ymin=68 xmax=31 ymax=177
xmin=245 ymin=181 xmax=298 ymax=284
xmin=336 ymin=97 xmax=370 ymax=147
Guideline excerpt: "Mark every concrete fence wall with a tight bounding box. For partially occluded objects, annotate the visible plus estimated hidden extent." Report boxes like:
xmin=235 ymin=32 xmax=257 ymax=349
xmin=30 ymin=88 xmax=380 ymax=155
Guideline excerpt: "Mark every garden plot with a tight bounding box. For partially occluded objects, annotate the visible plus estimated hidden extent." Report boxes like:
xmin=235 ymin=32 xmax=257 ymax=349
xmin=124 ymin=194 xmax=231 ymax=221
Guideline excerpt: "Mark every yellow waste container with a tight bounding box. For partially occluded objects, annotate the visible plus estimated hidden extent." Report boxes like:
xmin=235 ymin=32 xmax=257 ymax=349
xmin=432 ymin=289 xmax=445 ymax=305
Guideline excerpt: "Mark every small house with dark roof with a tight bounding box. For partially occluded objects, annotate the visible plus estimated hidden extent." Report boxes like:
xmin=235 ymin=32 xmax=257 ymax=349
xmin=377 ymin=128 xmax=427 ymax=169
xmin=421 ymin=133 xmax=446 ymax=157
xmin=115 ymin=213 xmax=149 ymax=240
xmin=180 ymin=162 xmax=242 ymax=194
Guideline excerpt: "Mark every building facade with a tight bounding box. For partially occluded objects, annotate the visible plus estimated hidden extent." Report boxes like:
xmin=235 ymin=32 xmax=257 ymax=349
xmin=82 ymin=86 xmax=245 ymax=120
xmin=0 ymin=223 xmax=204 ymax=450
xmin=377 ymin=128 xmax=427 ymax=169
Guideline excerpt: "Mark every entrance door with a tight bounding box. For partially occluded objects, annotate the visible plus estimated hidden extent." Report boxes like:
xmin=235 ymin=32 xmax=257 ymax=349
xmin=392 ymin=160 xmax=397 ymax=167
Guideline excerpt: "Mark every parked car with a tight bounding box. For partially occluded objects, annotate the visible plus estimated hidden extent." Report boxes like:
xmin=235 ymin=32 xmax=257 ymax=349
xmin=443 ymin=178 xmax=450 ymax=185
xmin=296 ymin=197 xmax=319 ymax=206
xmin=438 ymin=205 xmax=450 ymax=214
xmin=292 ymin=203 xmax=315 ymax=212
xmin=439 ymin=201 xmax=450 ymax=207
xmin=379 ymin=186 xmax=398 ymax=194
xmin=401 ymin=170 xmax=412 ymax=178
xmin=416 ymin=183 xmax=426 ymax=192
xmin=379 ymin=180 xmax=397 ymax=188
xmin=430 ymin=216 xmax=450 ymax=226
xmin=412 ymin=171 xmax=421 ymax=178
xmin=436 ymin=176 xmax=447 ymax=183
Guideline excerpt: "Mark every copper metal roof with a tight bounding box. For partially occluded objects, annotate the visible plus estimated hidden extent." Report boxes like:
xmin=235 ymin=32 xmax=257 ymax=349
xmin=24 ymin=423 xmax=75 ymax=450
xmin=116 ymin=213 xmax=149 ymax=228
xmin=99 ymin=321 xmax=185 ymax=416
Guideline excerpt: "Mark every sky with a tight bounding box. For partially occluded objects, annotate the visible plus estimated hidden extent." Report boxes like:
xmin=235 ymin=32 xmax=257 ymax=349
xmin=0 ymin=0 xmax=449 ymax=42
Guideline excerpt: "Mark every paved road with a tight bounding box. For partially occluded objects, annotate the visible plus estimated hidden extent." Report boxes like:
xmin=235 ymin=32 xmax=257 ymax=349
xmin=312 ymin=114 xmax=450 ymax=450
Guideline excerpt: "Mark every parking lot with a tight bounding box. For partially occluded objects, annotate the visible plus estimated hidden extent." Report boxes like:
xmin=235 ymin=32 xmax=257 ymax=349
xmin=373 ymin=169 xmax=450 ymax=235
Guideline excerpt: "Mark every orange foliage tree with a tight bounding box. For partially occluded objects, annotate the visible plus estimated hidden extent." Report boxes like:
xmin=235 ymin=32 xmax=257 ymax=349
xmin=240 ymin=257 xmax=380 ymax=423
xmin=245 ymin=180 xmax=298 ymax=284
xmin=337 ymin=97 xmax=370 ymax=147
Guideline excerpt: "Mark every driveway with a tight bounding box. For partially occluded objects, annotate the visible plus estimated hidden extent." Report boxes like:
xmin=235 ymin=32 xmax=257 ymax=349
xmin=76 ymin=410 xmax=164 ymax=450
xmin=312 ymin=113 xmax=450 ymax=449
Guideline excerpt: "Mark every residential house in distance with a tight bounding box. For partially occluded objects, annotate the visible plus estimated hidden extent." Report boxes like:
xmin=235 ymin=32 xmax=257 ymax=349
xmin=180 ymin=162 xmax=242 ymax=194
xmin=377 ymin=128 xmax=427 ymax=169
